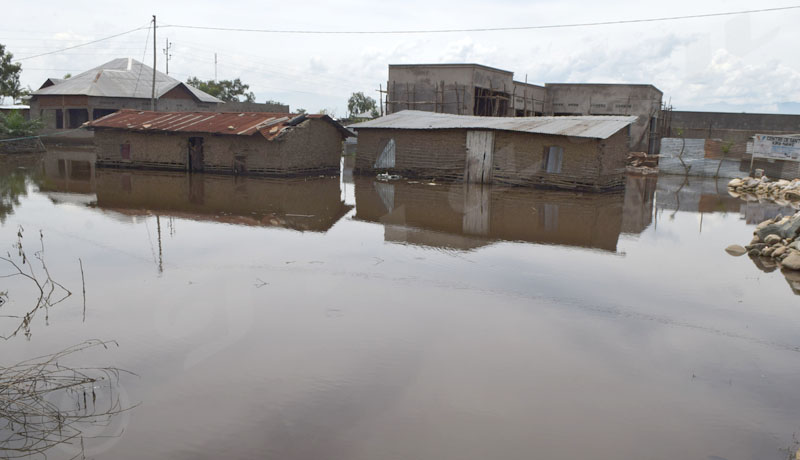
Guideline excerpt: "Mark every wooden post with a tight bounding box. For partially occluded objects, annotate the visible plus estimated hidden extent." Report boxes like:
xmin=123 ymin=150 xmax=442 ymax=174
xmin=523 ymin=86 xmax=527 ymax=117
xmin=406 ymin=82 xmax=410 ymax=110
xmin=379 ymin=84 xmax=384 ymax=116
xmin=454 ymin=83 xmax=460 ymax=115
xmin=151 ymin=15 xmax=157 ymax=111
xmin=434 ymin=82 xmax=438 ymax=113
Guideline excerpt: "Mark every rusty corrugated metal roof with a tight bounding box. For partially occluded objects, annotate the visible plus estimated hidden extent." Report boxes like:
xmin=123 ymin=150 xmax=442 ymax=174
xmin=351 ymin=110 xmax=637 ymax=139
xmin=86 ymin=110 xmax=352 ymax=140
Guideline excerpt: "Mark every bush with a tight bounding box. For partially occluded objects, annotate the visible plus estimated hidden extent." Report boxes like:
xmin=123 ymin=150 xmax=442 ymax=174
xmin=0 ymin=110 xmax=42 ymax=139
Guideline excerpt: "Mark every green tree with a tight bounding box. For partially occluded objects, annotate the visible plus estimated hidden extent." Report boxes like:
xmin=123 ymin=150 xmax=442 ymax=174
xmin=185 ymin=77 xmax=255 ymax=102
xmin=0 ymin=44 xmax=23 ymax=104
xmin=347 ymin=92 xmax=378 ymax=118
xmin=0 ymin=111 xmax=42 ymax=139
xmin=295 ymin=108 xmax=307 ymax=115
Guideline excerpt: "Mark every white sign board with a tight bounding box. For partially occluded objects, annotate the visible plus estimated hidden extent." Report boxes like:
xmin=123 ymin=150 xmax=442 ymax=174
xmin=753 ymin=134 xmax=800 ymax=161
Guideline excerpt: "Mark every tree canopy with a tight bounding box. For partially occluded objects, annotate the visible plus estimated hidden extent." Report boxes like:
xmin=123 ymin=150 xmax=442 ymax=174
xmin=0 ymin=44 xmax=23 ymax=103
xmin=185 ymin=77 xmax=255 ymax=102
xmin=347 ymin=92 xmax=378 ymax=118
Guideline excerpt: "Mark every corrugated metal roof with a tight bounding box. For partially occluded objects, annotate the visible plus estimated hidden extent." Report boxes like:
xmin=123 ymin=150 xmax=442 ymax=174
xmin=33 ymin=58 xmax=222 ymax=103
xmin=86 ymin=109 xmax=352 ymax=140
xmin=351 ymin=110 xmax=637 ymax=139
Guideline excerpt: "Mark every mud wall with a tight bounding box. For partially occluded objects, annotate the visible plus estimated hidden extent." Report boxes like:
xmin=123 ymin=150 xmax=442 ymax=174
xmin=95 ymin=119 xmax=343 ymax=176
xmin=493 ymin=131 xmax=622 ymax=190
xmin=357 ymin=127 xmax=626 ymax=190
xmin=355 ymin=128 xmax=468 ymax=180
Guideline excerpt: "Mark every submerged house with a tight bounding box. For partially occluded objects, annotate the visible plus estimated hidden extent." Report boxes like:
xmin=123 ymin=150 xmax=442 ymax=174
xmin=352 ymin=110 xmax=636 ymax=191
xmin=29 ymin=58 xmax=222 ymax=133
xmin=86 ymin=110 xmax=352 ymax=176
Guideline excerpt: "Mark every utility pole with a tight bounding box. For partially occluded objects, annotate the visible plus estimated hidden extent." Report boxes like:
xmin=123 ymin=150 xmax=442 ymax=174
xmin=151 ymin=15 xmax=157 ymax=111
xmin=214 ymin=53 xmax=218 ymax=82
xmin=163 ymin=38 xmax=172 ymax=75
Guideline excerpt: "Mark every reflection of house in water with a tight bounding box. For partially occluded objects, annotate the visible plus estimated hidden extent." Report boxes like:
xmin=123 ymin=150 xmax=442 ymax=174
xmin=354 ymin=177 xmax=628 ymax=252
xmin=38 ymin=148 xmax=98 ymax=205
xmin=655 ymin=174 xmax=795 ymax=225
xmin=38 ymin=151 xmax=352 ymax=232
xmin=621 ymin=174 xmax=657 ymax=234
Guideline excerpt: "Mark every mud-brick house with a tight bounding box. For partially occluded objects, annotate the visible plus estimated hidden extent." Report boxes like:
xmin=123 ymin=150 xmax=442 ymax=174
xmin=86 ymin=110 xmax=352 ymax=176
xmin=351 ymin=110 xmax=636 ymax=191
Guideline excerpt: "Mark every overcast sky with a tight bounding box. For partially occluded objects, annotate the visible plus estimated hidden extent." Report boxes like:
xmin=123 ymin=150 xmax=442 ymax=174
xmin=5 ymin=0 xmax=800 ymax=115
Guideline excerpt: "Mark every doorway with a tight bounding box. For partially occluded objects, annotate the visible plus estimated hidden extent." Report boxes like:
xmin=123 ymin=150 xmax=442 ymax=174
xmin=188 ymin=137 xmax=204 ymax=172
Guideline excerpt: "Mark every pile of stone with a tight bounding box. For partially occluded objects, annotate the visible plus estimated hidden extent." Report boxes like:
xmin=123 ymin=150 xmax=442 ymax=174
xmin=727 ymin=176 xmax=800 ymax=204
xmin=726 ymin=212 xmax=800 ymax=271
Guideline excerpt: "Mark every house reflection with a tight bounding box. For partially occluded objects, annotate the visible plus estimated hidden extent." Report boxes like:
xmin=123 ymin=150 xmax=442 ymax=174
xmin=354 ymin=175 xmax=656 ymax=252
xmin=37 ymin=150 xmax=352 ymax=232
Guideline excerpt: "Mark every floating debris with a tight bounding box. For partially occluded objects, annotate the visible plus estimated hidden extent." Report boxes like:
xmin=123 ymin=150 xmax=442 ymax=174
xmin=377 ymin=173 xmax=401 ymax=181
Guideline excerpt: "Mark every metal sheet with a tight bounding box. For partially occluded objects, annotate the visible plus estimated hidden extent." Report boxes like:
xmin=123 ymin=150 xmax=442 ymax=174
xmin=351 ymin=110 xmax=637 ymax=139
xmin=87 ymin=110 xmax=353 ymax=140
xmin=33 ymin=58 xmax=222 ymax=103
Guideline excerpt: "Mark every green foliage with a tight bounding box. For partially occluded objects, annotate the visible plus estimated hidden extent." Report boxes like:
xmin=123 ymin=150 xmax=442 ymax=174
xmin=63 ymin=73 xmax=71 ymax=79
xmin=0 ymin=44 xmax=23 ymax=103
xmin=347 ymin=92 xmax=377 ymax=117
xmin=0 ymin=111 xmax=43 ymax=139
xmin=185 ymin=77 xmax=255 ymax=102
xmin=264 ymin=99 xmax=284 ymax=106
xmin=722 ymin=141 xmax=735 ymax=155
xmin=295 ymin=108 xmax=307 ymax=115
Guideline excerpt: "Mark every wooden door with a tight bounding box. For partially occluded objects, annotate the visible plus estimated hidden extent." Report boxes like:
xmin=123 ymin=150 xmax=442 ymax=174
xmin=464 ymin=131 xmax=494 ymax=184
xmin=188 ymin=137 xmax=204 ymax=172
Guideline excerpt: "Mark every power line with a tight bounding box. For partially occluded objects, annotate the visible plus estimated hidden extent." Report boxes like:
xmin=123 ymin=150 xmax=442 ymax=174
xmin=160 ymin=5 xmax=800 ymax=34
xmin=13 ymin=26 xmax=149 ymax=61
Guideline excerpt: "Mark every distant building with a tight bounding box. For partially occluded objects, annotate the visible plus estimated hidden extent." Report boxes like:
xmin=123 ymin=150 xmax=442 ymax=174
xmin=385 ymin=63 xmax=663 ymax=153
xmin=29 ymin=58 xmax=222 ymax=133
xmin=0 ymin=104 xmax=30 ymax=120
xmin=352 ymin=110 xmax=636 ymax=191
xmin=86 ymin=110 xmax=352 ymax=176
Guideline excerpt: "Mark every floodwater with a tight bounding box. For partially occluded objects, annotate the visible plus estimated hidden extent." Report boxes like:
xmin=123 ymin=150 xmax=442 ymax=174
xmin=1 ymin=149 xmax=800 ymax=460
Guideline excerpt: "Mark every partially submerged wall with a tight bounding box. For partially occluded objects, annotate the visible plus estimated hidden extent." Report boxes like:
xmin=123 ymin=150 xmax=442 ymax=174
xmin=659 ymin=138 xmax=742 ymax=178
xmin=492 ymin=131 xmax=622 ymax=190
xmin=355 ymin=128 xmax=467 ymax=180
xmin=95 ymin=119 xmax=343 ymax=176
xmin=356 ymin=127 xmax=628 ymax=190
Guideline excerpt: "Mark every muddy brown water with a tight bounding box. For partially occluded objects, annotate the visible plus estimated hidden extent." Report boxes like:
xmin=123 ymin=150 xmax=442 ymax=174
xmin=1 ymin=150 xmax=800 ymax=460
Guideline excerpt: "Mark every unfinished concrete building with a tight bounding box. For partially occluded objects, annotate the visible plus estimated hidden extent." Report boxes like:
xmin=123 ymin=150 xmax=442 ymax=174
xmin=546 ymin=83 xmax=663 ymax=154
xmin=384 ymin=63 xmax=664 ymax=153
xmin=386 ymin=64 xmax=546 ymax=118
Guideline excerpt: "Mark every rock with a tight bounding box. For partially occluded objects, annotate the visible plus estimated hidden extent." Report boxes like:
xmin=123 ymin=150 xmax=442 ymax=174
xmin=782 ymin=252 xmax=800 ymax=270
xmin=789 ymin=241 xmax=800 ymax=251
xmin=750 ymin=235 xmax=762 ymax=245
xmin=746 ymin=243 xmax=767 ymax=251
xmin=755 ymin=215 xmax=800 ymax=242
xmin=725 ymin=244 xmax=747 ymax=256
xmin=773 ymin=246 xmax=788 ymax=258
xmin=748 ymin=248 xmax=762 ymax=257
xmin=728 ymin=178 xmax=743 ymax=188
xmin=763 ymin=247 xmax=775 ymax=257
xmin=765 ymin=234 xmax=782 ymax=245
